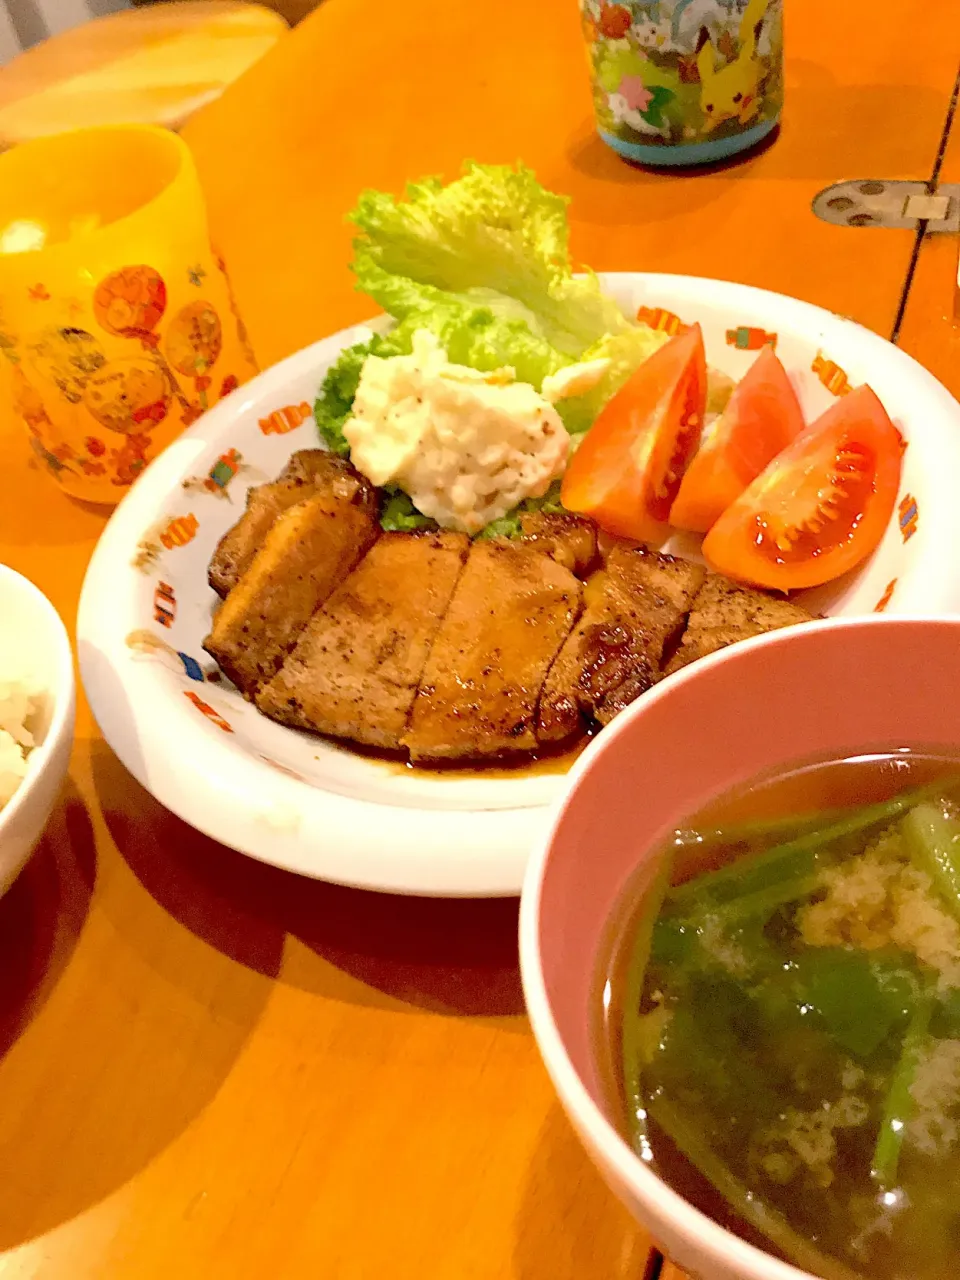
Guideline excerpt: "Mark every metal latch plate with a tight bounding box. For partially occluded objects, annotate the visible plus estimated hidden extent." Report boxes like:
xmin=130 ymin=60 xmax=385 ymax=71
xmin=813 ymin=180 xmax=960 ymax=232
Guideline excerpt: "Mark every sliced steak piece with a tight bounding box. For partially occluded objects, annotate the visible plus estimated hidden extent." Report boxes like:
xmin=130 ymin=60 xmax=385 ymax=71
xmin=664 ymin=575 xmax=814 ymax=674
xmin=515 ymin=511 xmax=598 ymax=577
xmin=203 ymin=486 xmax=380 ymax=695
xmin=277 ymin=450 xmax=348 ymax=485
xmin=257 ymin=531 xmax=470 ymax=749
xmin=538 ymin=546 xmax=706 ymax=743
xmin=402 ymin=541 xmax=581 ymax=762
xmin=208 ymin=450 xmax=366 ymax=597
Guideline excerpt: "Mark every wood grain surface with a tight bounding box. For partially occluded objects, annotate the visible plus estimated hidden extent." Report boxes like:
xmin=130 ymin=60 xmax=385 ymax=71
xmin=0 ymin=2 xmax=287 ymax=146
xmin=0 ymin=4 xmax=958 ymax=1276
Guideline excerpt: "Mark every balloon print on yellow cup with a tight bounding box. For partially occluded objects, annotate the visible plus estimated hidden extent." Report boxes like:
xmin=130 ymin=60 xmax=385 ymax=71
xmin=0 ymin=125 xmax=258 ymax=503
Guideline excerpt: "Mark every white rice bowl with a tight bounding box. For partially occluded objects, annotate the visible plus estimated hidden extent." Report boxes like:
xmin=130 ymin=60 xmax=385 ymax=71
xmin=0 ymin=566 xmax=75 ymax=898
xmin=0 ymin=671 xmax=40 ymax=809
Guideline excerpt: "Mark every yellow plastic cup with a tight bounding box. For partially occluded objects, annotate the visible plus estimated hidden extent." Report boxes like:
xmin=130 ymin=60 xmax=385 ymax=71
xmin=0 ymin=124 xmax=258 ymax=503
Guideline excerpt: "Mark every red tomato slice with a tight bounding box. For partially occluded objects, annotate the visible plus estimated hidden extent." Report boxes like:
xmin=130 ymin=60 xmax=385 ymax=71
xmin=561 ymin=325 xmax=707 ymax=541
xmin=669 ymin=346 xmax=805 ymax=533
xmin=701 ymin=385 xmax=903 ymax=591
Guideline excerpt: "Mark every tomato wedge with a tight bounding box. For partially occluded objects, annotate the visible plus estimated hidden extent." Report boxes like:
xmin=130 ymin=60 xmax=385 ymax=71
xmin=669 ymin=346 xmax=805 ymax=533
xmin=701 ymin=385 xmax=903 ymax=591
xmin=561 ymin=324 xmax=707 ymax=541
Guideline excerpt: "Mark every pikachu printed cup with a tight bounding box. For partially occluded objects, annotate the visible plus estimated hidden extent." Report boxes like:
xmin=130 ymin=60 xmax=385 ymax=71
xmin=581 ymin=0 xmax=783 ymax=166
xmin=0 ymin=124 xmax=258 ymax=504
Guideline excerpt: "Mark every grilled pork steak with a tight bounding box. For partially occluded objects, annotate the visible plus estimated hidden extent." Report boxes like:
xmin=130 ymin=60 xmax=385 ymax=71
xmin=538 ymin=546 xmax=706 ymax=743
xmin=664 ymin=574 xmax=813 ymax=674
xmin=257 ymin=531 xmax=470 ymax=749
xmin=513 ymin=511 xmax=598 ymax=576
xmin=204 ymin=451 xmax=819 ymax=762
xmin=203 ymin=480 xmax=380 ymax=695
xmin=402 ymin=541 xmax=581 ymax=762
xmin=208 ymin=451 xmax=365 ymax=598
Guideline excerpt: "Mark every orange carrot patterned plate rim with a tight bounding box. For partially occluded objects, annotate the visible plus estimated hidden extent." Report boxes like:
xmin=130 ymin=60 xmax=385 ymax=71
xmin=76 ymin=273 xmax=960 ymax=897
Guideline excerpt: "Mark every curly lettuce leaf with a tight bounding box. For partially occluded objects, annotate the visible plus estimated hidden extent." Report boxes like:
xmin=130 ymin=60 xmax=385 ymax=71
xmin=475 ymin=480 xmax=567 ymax=540
xmin=385 ymin=481 xmax=566 ymax=540
xmin=380 ymin=485 xmax=438 ymax=532
xmin=556 ymin=323 xmax=670 ymax=435
xmin=386 ymin=299 xmax=568 ymax=392
xmin=352 ymin=247 xmax=548 ymax=338
xmin=314 ymin=404 xmax=351 ymax=456
xmin=349 ymin=161 xmax=629 ymax=357
xmin=313 ymin=349 xmax=363 ymax=455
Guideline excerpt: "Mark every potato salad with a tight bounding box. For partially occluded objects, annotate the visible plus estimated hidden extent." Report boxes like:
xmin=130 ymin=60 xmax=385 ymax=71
xmin=343 ymin=330 xmax=571 ymax=534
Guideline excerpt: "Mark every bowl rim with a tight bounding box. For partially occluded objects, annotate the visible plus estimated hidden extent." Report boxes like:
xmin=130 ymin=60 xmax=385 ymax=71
xmin=518 ymin=613 xmax=960 ymax=1280
xmin=0 ymin=564 xmax=75 ymax=835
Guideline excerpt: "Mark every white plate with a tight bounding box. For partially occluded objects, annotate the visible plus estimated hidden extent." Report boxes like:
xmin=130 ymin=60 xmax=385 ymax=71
xmin=77 ymin=273 xmax=960 ymax=897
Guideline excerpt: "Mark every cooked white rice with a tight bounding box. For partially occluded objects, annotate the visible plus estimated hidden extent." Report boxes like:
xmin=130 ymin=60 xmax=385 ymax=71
xmin=0 ymin=676 xmax=39 ymax=810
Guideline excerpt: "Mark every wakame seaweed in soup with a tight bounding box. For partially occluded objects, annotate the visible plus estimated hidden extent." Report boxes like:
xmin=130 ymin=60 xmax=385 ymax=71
xmin=607 ymin=753 xmax=960 ymax=1280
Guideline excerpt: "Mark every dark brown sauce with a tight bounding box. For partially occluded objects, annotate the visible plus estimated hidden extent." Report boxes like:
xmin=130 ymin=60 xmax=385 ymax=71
xmin=329 ymin=732 xmax=593 ymax=779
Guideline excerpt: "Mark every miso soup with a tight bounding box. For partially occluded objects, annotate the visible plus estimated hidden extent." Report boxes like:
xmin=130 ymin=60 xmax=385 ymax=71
xmin=602 ymin=751 xmax=960 ymax=1280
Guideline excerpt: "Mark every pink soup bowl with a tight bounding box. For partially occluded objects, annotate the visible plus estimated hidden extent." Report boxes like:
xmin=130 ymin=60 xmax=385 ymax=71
xmin=519 ymin=614 xmax=960 ymax=1280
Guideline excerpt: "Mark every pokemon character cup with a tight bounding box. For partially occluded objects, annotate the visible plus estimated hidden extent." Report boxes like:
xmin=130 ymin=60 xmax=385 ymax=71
xmin=0 ymin=125 xmax=257 ymax=503
xmin=582 ymin=0 xmax=783 ymax=166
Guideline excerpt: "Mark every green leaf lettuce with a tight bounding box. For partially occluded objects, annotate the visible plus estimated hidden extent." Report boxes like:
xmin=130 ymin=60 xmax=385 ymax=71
xmin=556 ymin=324 xmax=671 ymax=435
xmin=379 ymin=485 xmax=438 ymax=532
xmin=349 ymin=161 xmax=630 ymax=359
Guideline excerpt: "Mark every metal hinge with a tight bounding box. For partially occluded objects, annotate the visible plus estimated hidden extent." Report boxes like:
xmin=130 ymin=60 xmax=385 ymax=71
xmin=812 ymin=180 xmax=960 ymax=232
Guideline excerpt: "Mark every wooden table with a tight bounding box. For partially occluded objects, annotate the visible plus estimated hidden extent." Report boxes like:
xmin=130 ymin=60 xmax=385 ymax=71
xmin=0 ymin=4 xmax=958 ymax=1277
xmin=0 ymin=2 xmax=287 ymax=148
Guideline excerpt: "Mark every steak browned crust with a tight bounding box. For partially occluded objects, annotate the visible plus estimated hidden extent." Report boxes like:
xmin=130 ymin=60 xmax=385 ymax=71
xmin=257 ymin=531 xmax=470 ymax=749
xmin=204 ymin=448 xmax=818 ymax=762
xmin=514 ymin=511 xmax=598 ymax=576
xmin=208 ymin=451 xmax=367 ymax=597
xmin=402 ymin=541 xmax=582 ymax=762
xmin=664 ymin=574 xmax=814 ymax=674
xmin=538 ymin=546 xmax=706 ymax=743
xmin=202 ymin=483 xmax=380 ymax=695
